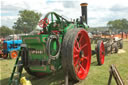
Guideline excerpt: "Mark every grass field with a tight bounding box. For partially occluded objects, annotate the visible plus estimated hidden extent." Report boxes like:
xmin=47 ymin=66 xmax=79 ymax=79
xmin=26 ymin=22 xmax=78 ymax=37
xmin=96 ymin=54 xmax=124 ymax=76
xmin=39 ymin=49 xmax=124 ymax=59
xmin=0 ymin=41 xmax=128 ymax=85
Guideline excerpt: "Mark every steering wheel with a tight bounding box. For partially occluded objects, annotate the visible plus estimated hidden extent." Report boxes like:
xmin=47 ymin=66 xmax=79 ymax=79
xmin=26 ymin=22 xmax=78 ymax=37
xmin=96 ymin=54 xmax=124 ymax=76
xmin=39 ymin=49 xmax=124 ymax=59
xmin=38 ymin=18 xmax=49 ymax=28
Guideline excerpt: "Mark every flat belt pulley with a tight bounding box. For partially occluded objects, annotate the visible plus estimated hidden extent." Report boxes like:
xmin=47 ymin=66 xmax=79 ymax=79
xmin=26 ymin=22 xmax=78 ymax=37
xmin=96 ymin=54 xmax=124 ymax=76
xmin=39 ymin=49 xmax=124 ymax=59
xmin=46 ymin=34 xmax=60 ymax=61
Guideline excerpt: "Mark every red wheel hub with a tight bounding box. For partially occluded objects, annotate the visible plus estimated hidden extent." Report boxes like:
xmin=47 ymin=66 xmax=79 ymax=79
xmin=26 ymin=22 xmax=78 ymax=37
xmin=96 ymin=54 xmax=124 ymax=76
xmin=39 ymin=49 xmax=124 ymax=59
xmin=99 ymin=41 xmax=105 ymax=64
xmin=73 ymin=30 xmax=91 ymax=80
xmin=38 ymin=18 xmax=49 ymax=28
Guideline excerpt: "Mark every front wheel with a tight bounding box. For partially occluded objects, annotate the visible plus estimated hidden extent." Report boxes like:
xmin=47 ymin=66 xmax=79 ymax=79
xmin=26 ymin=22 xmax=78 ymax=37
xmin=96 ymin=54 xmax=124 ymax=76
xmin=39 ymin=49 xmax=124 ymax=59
xmin=96 ymin=40 xmax=105 ymax=65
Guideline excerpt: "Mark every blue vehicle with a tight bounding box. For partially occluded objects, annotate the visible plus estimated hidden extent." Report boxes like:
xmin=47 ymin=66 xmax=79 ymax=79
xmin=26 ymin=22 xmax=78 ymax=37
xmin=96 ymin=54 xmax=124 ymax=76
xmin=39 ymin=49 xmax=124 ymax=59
xmin=2 ymin=40 xmax=22 ymax=59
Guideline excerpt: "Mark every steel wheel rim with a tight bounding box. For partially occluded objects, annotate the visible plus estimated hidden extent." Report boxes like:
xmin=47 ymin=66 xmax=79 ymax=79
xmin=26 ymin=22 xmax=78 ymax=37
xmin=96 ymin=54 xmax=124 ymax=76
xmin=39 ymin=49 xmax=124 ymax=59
xmin=73 ymin=30 xmax=91 ymax=80
xmin=100 ymin=41 xmax=105 ymax=64
xmin=11 ymin=51 xmax=18 ymax=59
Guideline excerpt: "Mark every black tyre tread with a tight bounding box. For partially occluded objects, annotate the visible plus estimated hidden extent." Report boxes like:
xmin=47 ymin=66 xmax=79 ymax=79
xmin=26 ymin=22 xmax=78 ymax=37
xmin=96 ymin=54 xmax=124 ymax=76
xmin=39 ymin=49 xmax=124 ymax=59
xmin=61 ymin=29 xmax=76 ymax=79
xmin=66 ymin=28 xmax=81 ymax=81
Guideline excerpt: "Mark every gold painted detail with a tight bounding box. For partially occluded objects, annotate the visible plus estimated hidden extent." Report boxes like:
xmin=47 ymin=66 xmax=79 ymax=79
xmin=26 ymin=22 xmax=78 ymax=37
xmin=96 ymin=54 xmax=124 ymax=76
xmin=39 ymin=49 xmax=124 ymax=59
xmin=23 ymin=37 xmax=41 ymax=43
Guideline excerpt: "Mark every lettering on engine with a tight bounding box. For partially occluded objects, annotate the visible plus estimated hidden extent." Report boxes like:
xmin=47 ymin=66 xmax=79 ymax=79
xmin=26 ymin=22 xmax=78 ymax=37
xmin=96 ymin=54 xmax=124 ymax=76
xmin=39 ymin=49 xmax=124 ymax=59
xmin=29 ymin=48 xmax=44 ymax=54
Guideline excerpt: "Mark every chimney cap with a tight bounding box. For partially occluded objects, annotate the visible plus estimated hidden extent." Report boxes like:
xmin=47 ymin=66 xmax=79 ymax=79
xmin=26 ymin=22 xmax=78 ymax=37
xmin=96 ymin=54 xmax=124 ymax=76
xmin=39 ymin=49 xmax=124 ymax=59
xmin=80 ymin=3 xmax=88 ymax=6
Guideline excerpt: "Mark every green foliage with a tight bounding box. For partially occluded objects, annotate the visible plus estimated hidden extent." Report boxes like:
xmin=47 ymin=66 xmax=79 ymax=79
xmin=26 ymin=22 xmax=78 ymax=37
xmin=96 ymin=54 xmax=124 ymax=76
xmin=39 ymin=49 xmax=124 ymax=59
xmin=13 ymin=10 xmax=42 ymax=33
xmin=14 ymin=29 xmax=23 ymax=34
xmin=0 ymin=26 xmax=14 ymax=37
xmin=107 ymin=19 xmax=128 ymax=32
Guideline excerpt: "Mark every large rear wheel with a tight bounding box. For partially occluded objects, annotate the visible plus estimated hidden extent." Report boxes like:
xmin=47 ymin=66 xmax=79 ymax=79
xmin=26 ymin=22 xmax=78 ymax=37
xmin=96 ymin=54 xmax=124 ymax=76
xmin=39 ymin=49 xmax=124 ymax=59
xmin=61 ymin=28 xmax=91 ymax=81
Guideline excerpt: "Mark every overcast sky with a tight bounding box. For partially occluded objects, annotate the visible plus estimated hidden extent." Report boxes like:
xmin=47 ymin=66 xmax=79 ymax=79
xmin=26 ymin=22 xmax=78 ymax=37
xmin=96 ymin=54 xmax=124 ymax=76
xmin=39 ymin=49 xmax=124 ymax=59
xmin=1 ymin=0 xmax=128 ymax=28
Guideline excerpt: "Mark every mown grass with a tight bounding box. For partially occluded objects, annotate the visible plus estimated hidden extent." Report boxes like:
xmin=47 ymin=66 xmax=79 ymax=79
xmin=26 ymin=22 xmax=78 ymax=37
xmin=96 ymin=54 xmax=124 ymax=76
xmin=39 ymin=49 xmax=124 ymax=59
xmin=0 ymin=41 xmax=128 ymax=85
xmin=82 ymin=41 xmax=128 ymax=85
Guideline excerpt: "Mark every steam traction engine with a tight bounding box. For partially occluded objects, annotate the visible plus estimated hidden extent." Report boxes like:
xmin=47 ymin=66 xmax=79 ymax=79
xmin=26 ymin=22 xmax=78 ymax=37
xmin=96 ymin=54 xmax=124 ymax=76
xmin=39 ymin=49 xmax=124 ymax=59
xmin=9 ymin=3 xmax=105 ymax=85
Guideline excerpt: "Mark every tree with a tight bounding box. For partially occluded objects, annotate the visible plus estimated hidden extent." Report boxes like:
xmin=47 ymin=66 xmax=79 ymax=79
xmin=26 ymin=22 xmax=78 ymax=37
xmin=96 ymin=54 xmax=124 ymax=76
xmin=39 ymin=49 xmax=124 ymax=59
xmin=107 ymin=19 xmax=128 ymax=32
xmin=0 ymin=26 xmax=14 ymax=37
xmin=14 ymin=29 xmax=23 ymax=34
xmin=13 ymin=10 xmax=42 ymax=33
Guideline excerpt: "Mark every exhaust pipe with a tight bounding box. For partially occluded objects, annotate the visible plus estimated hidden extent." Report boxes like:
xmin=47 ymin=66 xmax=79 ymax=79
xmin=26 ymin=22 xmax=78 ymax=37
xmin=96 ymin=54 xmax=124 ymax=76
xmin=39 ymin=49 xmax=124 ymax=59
xmin=80 ymin=3 xmax=88 ymax=24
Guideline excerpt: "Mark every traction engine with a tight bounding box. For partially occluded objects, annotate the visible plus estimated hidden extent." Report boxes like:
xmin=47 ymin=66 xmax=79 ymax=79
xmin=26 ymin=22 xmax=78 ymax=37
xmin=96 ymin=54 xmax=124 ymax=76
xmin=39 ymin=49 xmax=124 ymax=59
xmin=9 ymin=3 xmax=105 ymax=85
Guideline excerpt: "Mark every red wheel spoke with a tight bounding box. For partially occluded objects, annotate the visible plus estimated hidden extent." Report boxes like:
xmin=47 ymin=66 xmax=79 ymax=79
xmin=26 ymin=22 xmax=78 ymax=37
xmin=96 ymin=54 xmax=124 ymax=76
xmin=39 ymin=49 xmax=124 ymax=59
xmin=80 ymin=57 xmax=87 ymax=62
xmin=74 ymin=54 xmax=79 ymax=58
xmin=76 ymin=40 xmax=80 ymax=49
xmin=79 ymin=35 xmax=84 ymax=43
xmin=76 ymin=65 xmax=80 ymax=72
xmin=74 ymin=59 xmax=79 ymax=66
xmin=74 ymin=46 xmax=79 ymax=53
xmin=74 ymin=40 xmax=80 ymax=52
xmin=79 ymin=63 xmax=85 ymax=72
xmin=82 ymin=57 xmax=88 ymax=60
xmin=80 ymin=43 xmax=87 ymax=51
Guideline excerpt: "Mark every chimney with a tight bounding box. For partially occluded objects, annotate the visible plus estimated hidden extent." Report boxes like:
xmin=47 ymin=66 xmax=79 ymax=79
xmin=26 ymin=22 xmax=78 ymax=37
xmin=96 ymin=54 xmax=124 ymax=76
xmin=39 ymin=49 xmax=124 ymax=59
xmin=80 ymin=3 xmax=88 ymax=24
